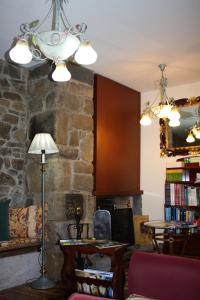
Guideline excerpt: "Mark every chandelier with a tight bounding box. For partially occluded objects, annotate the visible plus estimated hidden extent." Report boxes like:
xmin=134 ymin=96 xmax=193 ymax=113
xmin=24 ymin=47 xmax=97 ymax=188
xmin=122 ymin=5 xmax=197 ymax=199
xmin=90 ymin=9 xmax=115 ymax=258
xmin=8 ymin=0 xmax=97 ymax=82
xmin=186 ymin=106 xmax=200 ymax=143
xmin=140 ymin=64 xmax=180 ymax=127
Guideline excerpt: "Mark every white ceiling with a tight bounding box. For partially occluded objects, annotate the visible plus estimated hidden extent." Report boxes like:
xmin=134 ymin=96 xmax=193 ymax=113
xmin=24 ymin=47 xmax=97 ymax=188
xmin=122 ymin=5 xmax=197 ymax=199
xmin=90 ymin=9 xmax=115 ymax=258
xmin=0 ymin=0 xmax=200 ymax=92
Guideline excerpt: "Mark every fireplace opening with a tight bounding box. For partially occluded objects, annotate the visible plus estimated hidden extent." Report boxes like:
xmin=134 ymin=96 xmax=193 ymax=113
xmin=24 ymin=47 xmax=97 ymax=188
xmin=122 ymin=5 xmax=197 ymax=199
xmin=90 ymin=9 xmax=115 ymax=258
xmin=96 ymin=198 xmax=135 ymax=245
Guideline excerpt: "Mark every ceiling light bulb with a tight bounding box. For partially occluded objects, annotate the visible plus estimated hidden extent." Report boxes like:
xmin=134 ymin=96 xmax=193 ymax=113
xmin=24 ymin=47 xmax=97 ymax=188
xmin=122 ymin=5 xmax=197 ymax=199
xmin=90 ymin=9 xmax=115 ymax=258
xmin=168 ymin=107 xmax=180 ymax=120
xmin=9 ymin=39 xmax=32 ymax=64
xmin=74 ymin=41 xmax=97 ymax=65
xmin=140 ymin=112 xmax=152 ymax=126
xmin=168 ymin=119 xmax=180 ymax=127
xmin=186 ymin=132 xmax=195 ymax=143
xmin=194 ymin=130 xmax=200 ymax=139
xmin=52 ymin=62 xmax=71 ymax=82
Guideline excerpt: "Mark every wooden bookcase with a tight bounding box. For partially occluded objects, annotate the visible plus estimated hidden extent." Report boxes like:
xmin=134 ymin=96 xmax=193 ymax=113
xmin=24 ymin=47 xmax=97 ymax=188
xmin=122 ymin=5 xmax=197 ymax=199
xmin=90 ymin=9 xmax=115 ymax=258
xmin=165 ymin=163 xmax=200 ymax=223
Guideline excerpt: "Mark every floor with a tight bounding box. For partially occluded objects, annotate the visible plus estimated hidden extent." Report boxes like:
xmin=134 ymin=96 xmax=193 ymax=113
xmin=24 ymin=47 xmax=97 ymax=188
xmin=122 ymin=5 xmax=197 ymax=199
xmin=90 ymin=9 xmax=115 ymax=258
xmin=0 ymin=282 xmax=67 ymax=300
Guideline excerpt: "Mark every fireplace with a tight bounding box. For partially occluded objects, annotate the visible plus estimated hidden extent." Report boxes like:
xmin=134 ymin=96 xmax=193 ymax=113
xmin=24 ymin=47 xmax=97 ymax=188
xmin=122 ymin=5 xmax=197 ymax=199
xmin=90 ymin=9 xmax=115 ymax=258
xmin=96 ymin=196 xmax=142 ymax=245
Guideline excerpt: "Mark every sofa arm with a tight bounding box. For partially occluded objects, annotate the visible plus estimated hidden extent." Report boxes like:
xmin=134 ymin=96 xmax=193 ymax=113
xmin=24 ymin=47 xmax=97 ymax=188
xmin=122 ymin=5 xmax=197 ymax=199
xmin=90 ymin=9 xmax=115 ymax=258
xmin=68 ymin=293 xmax=112 ymax=300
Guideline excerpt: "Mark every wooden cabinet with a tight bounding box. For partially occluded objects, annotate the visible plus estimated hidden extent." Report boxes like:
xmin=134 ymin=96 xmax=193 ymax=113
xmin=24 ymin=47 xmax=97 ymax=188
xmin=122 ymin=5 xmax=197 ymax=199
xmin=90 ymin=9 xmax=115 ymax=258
xmin=94 ymin=74 xmax=141 ymax=196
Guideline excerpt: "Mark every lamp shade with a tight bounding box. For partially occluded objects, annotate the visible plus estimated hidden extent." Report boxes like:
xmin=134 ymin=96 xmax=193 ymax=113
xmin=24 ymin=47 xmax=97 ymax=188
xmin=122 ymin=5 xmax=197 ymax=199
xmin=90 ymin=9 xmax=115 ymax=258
xmin=28 ymin=133 xmax=59 ymax=154
xmin=74 ymin=41 xmax=97 ymax=65
xmin=9 ymin=39 xmax=32 ymax=64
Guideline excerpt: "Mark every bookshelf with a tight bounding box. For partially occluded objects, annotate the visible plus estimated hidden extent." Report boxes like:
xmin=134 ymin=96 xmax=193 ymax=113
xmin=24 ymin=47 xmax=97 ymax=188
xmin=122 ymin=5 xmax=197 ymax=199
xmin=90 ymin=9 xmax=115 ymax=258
xmin=165 ymin=158 xmax=200 ymax=223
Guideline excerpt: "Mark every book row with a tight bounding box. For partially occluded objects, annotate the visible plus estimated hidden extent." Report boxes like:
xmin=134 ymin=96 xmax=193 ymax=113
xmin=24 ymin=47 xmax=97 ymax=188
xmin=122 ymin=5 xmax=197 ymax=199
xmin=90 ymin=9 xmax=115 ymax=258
xmin=166 ymin=168 xmax=189 ymax=182
xmin=165 ymin=183 xmax=200 ymax=206
xmin=165 ymin=207 xmax=196 ymax=223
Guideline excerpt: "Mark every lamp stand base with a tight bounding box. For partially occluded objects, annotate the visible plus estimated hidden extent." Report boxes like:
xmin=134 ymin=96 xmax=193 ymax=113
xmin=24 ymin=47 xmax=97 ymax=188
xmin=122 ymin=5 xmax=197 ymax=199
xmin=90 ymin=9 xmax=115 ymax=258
xmin=30 ymin=275 xmax=55 ymax=289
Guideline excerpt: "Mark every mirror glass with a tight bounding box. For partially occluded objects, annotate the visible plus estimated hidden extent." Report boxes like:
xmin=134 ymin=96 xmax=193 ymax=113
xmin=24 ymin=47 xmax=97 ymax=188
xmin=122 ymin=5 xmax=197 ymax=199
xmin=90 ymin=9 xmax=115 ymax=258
xmin=160 ymin=97 xmax=200 ymax=156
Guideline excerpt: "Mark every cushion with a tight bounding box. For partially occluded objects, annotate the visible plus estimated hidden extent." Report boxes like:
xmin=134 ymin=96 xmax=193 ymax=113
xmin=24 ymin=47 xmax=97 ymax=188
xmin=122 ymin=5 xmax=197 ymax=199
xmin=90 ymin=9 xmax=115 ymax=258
xmin=0 ymin=200 xmax=10 ymax=241
xmin=27 ymin=205 xmax=44 ymax=238
xmin=9 ymin=207 xmax=29 ymax=238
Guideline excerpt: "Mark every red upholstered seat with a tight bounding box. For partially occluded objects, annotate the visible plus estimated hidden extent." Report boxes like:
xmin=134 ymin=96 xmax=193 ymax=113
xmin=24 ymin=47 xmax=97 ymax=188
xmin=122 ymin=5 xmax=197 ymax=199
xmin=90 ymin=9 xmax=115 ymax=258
xmin=128 ymin=251 xmax=200 ymax=300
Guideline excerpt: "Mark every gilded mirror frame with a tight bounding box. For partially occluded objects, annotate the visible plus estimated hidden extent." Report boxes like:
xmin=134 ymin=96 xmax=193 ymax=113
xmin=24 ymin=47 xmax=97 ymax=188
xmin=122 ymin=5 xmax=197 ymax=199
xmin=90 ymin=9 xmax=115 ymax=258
xmin=160 ymin=96 xmax=200 ymax=157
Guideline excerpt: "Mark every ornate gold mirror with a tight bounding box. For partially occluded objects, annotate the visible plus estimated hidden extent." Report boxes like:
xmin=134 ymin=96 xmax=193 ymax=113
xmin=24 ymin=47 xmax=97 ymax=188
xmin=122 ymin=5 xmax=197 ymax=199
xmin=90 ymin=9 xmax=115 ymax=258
xmin=160 ymin=96 xmax=200 ymax=156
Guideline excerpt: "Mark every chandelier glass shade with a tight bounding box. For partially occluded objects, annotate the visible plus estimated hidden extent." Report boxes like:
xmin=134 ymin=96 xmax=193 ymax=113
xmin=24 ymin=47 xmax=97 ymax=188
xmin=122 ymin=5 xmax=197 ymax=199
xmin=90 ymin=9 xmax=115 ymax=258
xmin=8 ymin=0 xmax=97 ymax=82
xmin=140 ymin=64 xmax=180 ymax=127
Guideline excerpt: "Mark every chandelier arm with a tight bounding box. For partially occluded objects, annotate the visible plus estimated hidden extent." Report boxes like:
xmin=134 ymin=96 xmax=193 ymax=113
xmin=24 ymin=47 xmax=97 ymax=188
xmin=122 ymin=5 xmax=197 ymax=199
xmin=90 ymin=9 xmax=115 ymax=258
xmin=35 ymin=3 xmax=54 ymax=31
xmin=60 ymin=2 xmax=73 ymax=28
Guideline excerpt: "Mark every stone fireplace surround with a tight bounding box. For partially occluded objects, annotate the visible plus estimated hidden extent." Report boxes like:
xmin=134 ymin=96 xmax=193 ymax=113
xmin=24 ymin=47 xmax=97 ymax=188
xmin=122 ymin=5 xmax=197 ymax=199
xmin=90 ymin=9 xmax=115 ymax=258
xmin=0 ymin=59 xmax=141 ymax=282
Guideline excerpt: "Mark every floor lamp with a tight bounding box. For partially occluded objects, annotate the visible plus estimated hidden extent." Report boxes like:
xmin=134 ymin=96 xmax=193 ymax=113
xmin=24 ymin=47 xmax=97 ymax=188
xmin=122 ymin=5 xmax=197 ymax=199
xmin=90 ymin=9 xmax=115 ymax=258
xmin=28 ymin=133 xmax=59 ymax=289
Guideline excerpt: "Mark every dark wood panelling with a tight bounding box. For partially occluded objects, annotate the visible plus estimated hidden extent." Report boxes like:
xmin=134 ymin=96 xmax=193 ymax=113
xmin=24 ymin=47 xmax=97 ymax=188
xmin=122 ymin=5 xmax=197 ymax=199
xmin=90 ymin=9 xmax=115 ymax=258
xmin=94 ymin=74 xmax=142 ymax=196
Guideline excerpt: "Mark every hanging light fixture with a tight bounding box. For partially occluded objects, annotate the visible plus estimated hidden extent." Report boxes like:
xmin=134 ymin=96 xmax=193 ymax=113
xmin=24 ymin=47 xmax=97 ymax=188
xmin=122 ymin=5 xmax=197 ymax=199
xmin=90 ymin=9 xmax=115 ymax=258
xmin=140 ymin=64 xmax=180 ymax=127
xmin=186 ymin=106 xmax=200 ymax=143
xmin=8 ymin=0 xmax=97 ymax=82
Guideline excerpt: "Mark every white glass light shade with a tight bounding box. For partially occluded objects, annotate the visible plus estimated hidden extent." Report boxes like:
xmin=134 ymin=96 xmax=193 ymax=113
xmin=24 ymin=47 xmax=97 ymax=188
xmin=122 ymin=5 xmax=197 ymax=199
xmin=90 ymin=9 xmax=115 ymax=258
xmin=52 ymin=62 xmax=71 ymax=82
xmin=36 ymin=31 xmax=80 ymax=61
xmin=168 ymin=119 xmax=180 ymax=127
xmin=140 ymin=112 xmax=152 ymax=126
xmin=9 ymin=39 xmax=32 ymax=64
xmin=194 ymin=130 xmax=200 ymax=139
xmin=74 ymin=41 xmax=97 ymax=65
xmin=28 ymin=133 xmax=59 ymax=154
xmin=153 ymin=104 xmax=172 ymax=119
xmin=186 ymin=132 xmax=195 ymax=143
xmin=168 ymin=107 xmax=180 ymax=120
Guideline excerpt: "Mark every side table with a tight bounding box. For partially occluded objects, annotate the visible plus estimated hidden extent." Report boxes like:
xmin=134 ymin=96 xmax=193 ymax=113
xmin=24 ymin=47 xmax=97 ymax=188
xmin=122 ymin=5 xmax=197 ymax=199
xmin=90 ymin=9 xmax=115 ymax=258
xmin=60 ymin=240 xmax=127 ymax=299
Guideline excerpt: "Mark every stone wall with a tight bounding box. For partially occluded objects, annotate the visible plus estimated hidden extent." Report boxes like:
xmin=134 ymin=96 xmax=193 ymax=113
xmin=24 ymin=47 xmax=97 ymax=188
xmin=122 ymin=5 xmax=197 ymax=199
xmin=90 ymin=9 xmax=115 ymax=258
xmin=0 ymin=59 xmax=29 ymax=207
xmin=0 ymin=60 xmax=96 ymax=280
xmin=26 ymin=62 xmax=95 ymax=279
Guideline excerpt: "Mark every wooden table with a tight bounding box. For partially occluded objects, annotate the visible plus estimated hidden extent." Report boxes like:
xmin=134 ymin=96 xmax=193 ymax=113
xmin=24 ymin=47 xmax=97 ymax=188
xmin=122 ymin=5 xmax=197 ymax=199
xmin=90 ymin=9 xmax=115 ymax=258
xmin=144 ymin=220 xmax=197 ymax=255
xmin=60 ymin=240 xmax=127 ymax=299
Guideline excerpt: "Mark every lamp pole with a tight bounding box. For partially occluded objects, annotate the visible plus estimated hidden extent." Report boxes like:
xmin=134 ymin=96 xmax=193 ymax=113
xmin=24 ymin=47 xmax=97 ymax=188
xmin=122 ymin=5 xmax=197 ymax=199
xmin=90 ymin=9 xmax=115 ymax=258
xmin=28 ymin=133 xmax=59 ymax=290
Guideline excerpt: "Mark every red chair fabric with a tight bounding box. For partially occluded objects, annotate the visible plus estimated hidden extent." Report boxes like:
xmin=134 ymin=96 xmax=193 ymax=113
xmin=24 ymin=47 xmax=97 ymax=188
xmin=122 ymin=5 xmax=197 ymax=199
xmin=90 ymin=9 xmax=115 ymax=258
xmin=128 ymin=251 xmax=200 ymax=300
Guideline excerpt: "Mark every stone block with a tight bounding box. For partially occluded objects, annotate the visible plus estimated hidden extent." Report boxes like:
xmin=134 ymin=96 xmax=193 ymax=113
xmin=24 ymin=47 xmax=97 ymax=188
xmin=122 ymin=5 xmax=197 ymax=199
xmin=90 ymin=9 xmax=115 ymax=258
xmin=3 ymin=63 xmax=21 ymax=79
xmin=0 ymin=78 xmax=10 ymax=88
xmin=46 ymin=90 xmax=57 ymax=109
xmin=13 ymin=128 xmax=26 ymax=142
xmin=57 ymin=91 xmax=82 ymax=112
xmin=83 ymin=98 xmax=94 ymax=115
xmin=0 ymin=172 xmax=15 ymax=186
xmin=4 ymin=158 xmax=10 ymax=169
xmin=73 ymin=174 xmax=93 ymax=192
xmin=4 ymin=114 xmax=18 ymax=124
xmin=79 ymin=133 xmax=94 ymax=162
xmin=0 ymin=147 xmax=11 ymax=156
xmin=11 ymin=101 xmax=26 ymax=112
xmin=74 ymin=161 xmax=93 ymax=174
xmin=0 ymin=121 xmax=11 ymax=139
xmin=55 ymin=111 xmax=68 ymax=145
xmin=29 ymin=97 xmax=44 ymax=113
xmin=69 ymin=130 xmax=79 ymax=146
xmin=11 ymin=159 xmax=24 ymax=170
xmin=70 ymin=114 xmax=93 ymax=131
xmin=0 ymin=98 xmax=10 ymax=107
xmin=3 ymin=92 xmax=23 ymax=102
xmin=59 ymin=145 xmax=78 ymax=160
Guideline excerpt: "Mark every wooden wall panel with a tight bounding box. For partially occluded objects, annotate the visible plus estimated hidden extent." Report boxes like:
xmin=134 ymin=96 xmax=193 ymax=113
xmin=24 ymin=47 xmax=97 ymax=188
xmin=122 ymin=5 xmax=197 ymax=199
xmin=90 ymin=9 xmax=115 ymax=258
xmin=94 ymin=74 xmax=141 ymax=196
